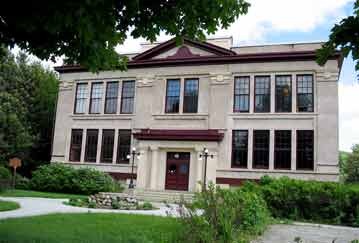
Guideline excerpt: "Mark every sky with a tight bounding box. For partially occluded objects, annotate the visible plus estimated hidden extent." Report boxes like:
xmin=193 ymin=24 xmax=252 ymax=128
xmin=27 ymin=0 xmax=359 ymax=152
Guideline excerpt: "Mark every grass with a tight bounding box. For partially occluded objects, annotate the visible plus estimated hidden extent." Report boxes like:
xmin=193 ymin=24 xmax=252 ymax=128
xmin=0 ymin=189 xmax=87 ymax=200
xmin=0 ymin=213 xmax=181 ymax=243
xmin=0 ymin=200 xmax=20 ymax=212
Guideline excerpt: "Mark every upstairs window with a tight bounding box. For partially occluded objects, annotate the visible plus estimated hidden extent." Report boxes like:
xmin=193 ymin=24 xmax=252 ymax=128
xmin=74 ymin=83 xmax=88 ymax=114
xmin=104 ymin=82 xmax=119 ymax=114
xmin=69 ymin=129 xmax=83 ymax=162
xmin=121 ymin=80 xmax=135 ymax=114
xmin=85 ymin=129 xmax=99 ymax=162
xmin=234 ymin=76 xmax=250 ymax=112
xmin=253 ymin=130 xmax=270 ymax=169
xmin=117 ymin=130 xmax=131 ymax=164
xmin=254 ymin=76 xmax=271 ymax=112
xmin=297 ymin=130 xmax=314 ymax=170
xmin=232 ymin=130 xmax=248 ymax=168
xmin=89 ymin=82 xmax=103 ymax=114
xmin=183 ymin=78 xmax=199 ymax=113
xmin=275 ymin=75 xmax=292 ymax=112
xmin=297 ymin=74 xmax=314 ymax=112
xmin=165 ymin=79 xmax=181 ymax=113
xmin=100 ymin=129 xmax=115 ymax=163
xmin=274 ymin=130 xmax=291 ymax=169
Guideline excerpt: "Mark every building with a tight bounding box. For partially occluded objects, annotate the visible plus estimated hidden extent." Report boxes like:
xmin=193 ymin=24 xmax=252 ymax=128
xmin=52 ymin=37 xmax=342 ymax=193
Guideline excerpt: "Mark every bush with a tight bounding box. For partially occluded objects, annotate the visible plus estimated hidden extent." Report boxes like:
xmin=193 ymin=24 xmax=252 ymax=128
xmin=15 ymin=175 xmax=30 ymax=190
xmin=30 ymin=163 xmax=119 ymax=195
xmin=343 ymin=144 xmax=359 ymax=183
xmin=248 ymin=176 xmax=359 ymax=226
xmin=0 ymin=166 xmax=11 ymax=180
xmin=177 ymin=183 xmax=270 ymax=243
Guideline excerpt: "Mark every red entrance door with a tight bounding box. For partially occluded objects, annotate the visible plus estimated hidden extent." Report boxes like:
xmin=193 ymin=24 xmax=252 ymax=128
xmin=165 ymin=152 xmax=190 ymax=191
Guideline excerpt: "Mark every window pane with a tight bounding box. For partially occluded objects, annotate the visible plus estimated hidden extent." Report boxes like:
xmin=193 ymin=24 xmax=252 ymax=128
xmin=117 ymin=130 xmax=131 ymax=164
xmin=100 ymin=129 xmax=115 ymax=163
xmin=274 ymin=130 xmax=291 ymax=169
xmin=74 ymin=83 xmax=88 ymax=114
xmin=183 ymin=79 xmax=199 ymax=113
xmin=275 ymin=75 xmax=292 ymax=112
xmin=234 ymin=77 xmax=250 ymax=112
xmin=232 ymin=130 xmax=248 ymax=168
xmin=297 ymin=130 xmax=314 ymax=170
xmin=297 ymin=75 xmax=313 ymax=112
xmin=121 ymin=81 xmax=135 ymax=114
xmin=69 ymin=129 xmax=83 ymax=162
xmin=85 ymin=129 xmax=98 ymax=162
xmin=255 ymin=76 xmax=270 ymax=112
xmin=253 ymin=130 xmax=270 ymax=169
xmin=105 ymin=82 xmax=119 ymax=114
xmin=89 ymin=83 xmax=103 ymax=114
xmin=165 ymin=79 xmax=180 ymax=113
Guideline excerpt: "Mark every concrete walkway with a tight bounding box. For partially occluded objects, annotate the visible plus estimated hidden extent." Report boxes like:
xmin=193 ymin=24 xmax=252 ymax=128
xmin=0 ymin=196 xmax=180 ymax=219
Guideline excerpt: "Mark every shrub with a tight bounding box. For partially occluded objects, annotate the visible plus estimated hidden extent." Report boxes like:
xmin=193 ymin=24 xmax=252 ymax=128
xmin=177 ymin=183 xmax=270 ymax=243
xmin=15 ymin=175 xmax=30 ymax=190
xmin=248 ymin=176 xmax=359 ymax=226
xmin=30 ymin=163 xmax=118 ymax=195
xmin=344 ymin=144 xmax=359 ymax=183
xmin=0 ymin=166 xmax=11 ymax=180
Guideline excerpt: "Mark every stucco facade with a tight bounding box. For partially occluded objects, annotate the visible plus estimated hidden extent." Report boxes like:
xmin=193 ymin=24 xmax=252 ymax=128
xmin=52 ymin=37 xmax=342 ymax=192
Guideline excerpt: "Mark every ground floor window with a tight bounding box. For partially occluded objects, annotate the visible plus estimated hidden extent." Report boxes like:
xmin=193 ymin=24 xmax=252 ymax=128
xmin=297 ymin=130 xmax=314 ymax=170
xmin=69 ymin=129 xmax=83 ymax=162
xmin=231 ymin=130 xmax=248 ymax=168
xmin=253 ymin=130 xmax=270 ymax=169
xmin=100 ymin=129 xmax=115 ymax=163
xmin=117 ymin=130 xmax=131 ymax=164
xmin=274 ymin=130 xmax=291 ymax=169
xmin=85 ymin=129 xmax=99 ymax=162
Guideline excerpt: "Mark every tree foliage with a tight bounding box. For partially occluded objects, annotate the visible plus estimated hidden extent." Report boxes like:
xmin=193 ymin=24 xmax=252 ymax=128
xmin=0 ymin=0 xmax=250 ymax=72
xmin=0 ymin=47 xmax=58 ymax=174
xmin=317 ymin=0 xmax=359 ymax=72
xmin=343 ymin=144 xmax=359 ymax=183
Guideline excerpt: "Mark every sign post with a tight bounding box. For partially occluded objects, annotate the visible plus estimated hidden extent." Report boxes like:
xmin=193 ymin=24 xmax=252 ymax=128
xmin=9 ymin=158 xmax=21 ymax=189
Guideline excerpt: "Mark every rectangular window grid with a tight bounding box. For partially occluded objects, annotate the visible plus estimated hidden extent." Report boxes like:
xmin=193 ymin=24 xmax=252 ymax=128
xmin=274 ymin=130 xmax=291 ymax=169
xmin=117 ymin=130 xmax=131 ymax=164
xmin=183 ymin=78 xmax=199 ymax=113
xmin=100 ymin=129 xmax=115 ymax=163
xmin=254 ymin=76 xmax=271 ymax=112
xmin=231 ymin=130 xmax=248 ymax=168
xmin=297 ymin=130 xmax=314 ymax=170
xmin=297 ymin=74 xmax=314 ymax=112
xmin=234 ymin=76 xmax=250 ymax=112
xmin=89 ymin=82 xmax=103 ymax=114
xmin=104 ymin=82 xmax=119 ymax=114
xmin=253 ymin=130 xmax=270 ymax=169
xmin=69 ymin=129 xmax=83 ymax=162
xmin=275 ymin=75 xmax=292 ymax=112
xmin=165 ymin=79 xmax=181 ymax=113
xmin=85 ymin=129 xmax=99 ymax=162
xmin=121 ymin=80 xmax=135 ymax=114
xmin=74 ymin=83 xmax=88 ymax=114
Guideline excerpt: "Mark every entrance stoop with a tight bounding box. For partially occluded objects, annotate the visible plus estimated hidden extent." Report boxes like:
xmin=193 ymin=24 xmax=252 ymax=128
xmin=134 ymin=189 xmax=194 ymax=203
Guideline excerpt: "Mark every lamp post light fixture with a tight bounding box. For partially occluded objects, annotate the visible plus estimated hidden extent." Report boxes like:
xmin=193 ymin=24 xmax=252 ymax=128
xmin=199 ymin=147 xmax=214 ymax=191
xmin=127 ymin=147 xmax=140 ymax=189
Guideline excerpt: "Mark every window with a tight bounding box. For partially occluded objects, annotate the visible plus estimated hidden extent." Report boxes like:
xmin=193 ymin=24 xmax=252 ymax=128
xmin=274 ymin=130 xmax=291 ymax=169
xmin=104 ymin=82 xmax=119 ymax=114
xmin=74 ymin=83 xmax=88 ymax=114
xmin=165 ymin=79 xmax=180 ymax=113
xmin=297 ymin=130 xmax=314 ymax=170
xmin=234 ymin=76 xmax=250 ymax=112
xmin=100 ymin=129 xmax=115 ymax=163
xmin=254 ymin=76 xmax=271 ymax=112
xmin=89 ymin=82 xmax=103 ymax=114
xmin=85 ymin=129 xmax=99 ymax=162
xmin=117 ymin=130 xmax=131 ymax=164
xmin=232 ymin=130 xmax=248 ymax=168
xmin=69 ymin=129 xmax=83 ymax=162
xmin=121 ymin=80 xmax=135 ymax=114
xmin=275 ymin=75 xmax=292 ymax=112
xmin=253 ymin=130 xmax=270 ymax=169
xmin=297 ymin=74 xmax=314 ymax=112
xmin=183 ymin=79 xmax=199 ymax=113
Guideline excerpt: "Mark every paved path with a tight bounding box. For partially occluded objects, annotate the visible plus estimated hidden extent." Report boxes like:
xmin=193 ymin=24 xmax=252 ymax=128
xmin=0 ymin=196 xmax=180 ymax=219
xmin=254 ymin=223 xmax=359 ymax=243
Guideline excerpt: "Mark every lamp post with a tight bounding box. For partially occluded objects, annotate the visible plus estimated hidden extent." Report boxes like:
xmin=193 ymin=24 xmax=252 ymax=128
xmin=199 ymin=148 xmax=214 ymax=191
xmin=127 ymin=147 xmax=140 ymax=189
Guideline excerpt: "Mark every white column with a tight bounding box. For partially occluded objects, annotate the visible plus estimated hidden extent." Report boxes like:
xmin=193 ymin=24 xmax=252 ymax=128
xmin=179 ymin=78 xmax=184 ymax=113
xmin=291 ymin=129 xmax=297 ymax=171
xmin=269 ymin=129 xmax=275 ymax=170
xmin=101 ymin=82 xmax=106 ymax=114
xmin=249 ymin=75 xmax=255 ymax=113
xmin=112 ymin=129 xmax=119 ymax=164
xmin=292 ymin=74 xmax=297 ymax=113
xmin=136 ymin=148 xmax=148 ymax=189
xmin=270 ymin=74 xmax=275 ymax=113
xmin=117 ymin=81 xmax=122 ymax=114
xmin=96 ymin=129 xmax=102 ymax=163
xmin=80 ymin=129 xmax=87 ymax=162
xmin=195 ymin=148 xmax=203 ymax=191
xmin=247 ymin=128 xmax=253 ymax=169
xmin=150 ymin=147 xmax=159 ymax=190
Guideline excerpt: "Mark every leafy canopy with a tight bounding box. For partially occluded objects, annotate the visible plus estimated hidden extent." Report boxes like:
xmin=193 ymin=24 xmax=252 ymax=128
xmin=0 ymin=0 xmax=250 ymax=72
xmin=317 ymin=0 xmax=359 ymax=72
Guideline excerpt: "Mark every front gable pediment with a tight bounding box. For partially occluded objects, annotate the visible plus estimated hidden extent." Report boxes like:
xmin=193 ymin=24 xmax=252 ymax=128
xmin=132 ymin=37 xmax=235 ymax=61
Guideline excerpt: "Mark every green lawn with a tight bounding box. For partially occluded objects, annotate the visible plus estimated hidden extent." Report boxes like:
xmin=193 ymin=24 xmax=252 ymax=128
xmin=0 ymin=213 xmax=181 ymax=243
xmin=0 ymin=189 xmax=87 ymax=200
xmin=0 ymin=200 xmax=20 ymax=212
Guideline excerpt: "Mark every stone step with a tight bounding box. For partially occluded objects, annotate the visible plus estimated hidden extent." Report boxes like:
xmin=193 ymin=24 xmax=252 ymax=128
xmin=134 ymin=190 xmax=195 ymax=203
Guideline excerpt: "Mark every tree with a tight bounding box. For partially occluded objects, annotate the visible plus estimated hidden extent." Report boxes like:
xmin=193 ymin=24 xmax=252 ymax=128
xmin=317 ymin=0 xmax=359 ymax=72
xmin=0 ymin=1 xmax=250 ymax=72
xmin=0 ymin=47 xmax=59 ymax=175
xmin=343 ymin=144 xmax=359 ymax=183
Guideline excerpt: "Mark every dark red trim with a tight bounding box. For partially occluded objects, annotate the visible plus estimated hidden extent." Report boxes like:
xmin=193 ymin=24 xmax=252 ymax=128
xmin=108 ymin=172 xmax=136 ymax=180
xmin=55 ymin=51 xmax=342 ymax=73
xmin=133 ymin=129 xmax=224 ymax=141
xmin=216 ymin=177 xmax=259 ymax=186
